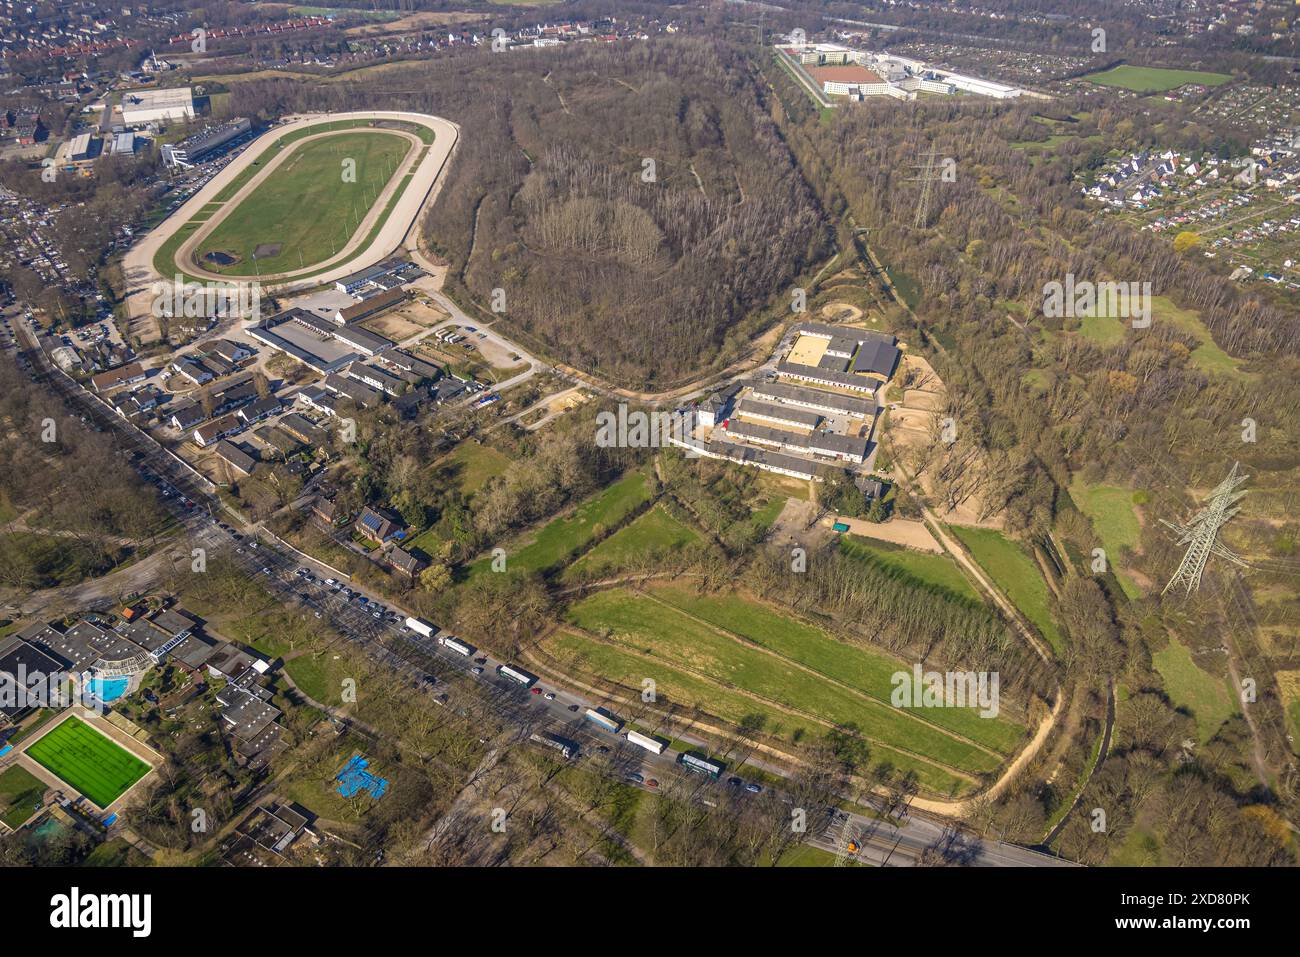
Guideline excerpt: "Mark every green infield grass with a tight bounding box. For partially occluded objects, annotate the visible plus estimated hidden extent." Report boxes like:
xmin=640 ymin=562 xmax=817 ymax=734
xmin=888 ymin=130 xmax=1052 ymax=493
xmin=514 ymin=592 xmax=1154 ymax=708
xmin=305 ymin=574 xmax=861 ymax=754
xmin=1152 ymin=636 xmax=1237 ymax=741
xmin=839 ymin=535 xmax=981 ymax=604
xmin=196 ymin=130 xmax=410 ymax=276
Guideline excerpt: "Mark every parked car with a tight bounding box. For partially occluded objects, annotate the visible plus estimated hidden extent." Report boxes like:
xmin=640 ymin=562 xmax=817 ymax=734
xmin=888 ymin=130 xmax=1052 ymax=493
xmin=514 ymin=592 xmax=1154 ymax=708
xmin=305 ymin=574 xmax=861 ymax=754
xmin=627 ymin=772 xmax=644 ymax=784
xmin=745 ymin=783 xmax=762 ymax=794
xmin=530 ymin=687 xmax=543 ymax=695
xmin=471 ymin=666 xmax=484 ymax=675
xmin=543 ymin=692 xmax=556 ymax=701
xmin=567 ymin=704 xmax=580 ymax=712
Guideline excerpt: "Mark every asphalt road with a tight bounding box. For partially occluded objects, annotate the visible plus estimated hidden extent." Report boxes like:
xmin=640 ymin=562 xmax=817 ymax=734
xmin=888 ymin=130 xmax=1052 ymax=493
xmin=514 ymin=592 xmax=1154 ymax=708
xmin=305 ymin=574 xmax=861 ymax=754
xmin=120 ymin=110 xmax=460 ymax=332
xmin=8 ymin=324 xmax=1078 ymax=867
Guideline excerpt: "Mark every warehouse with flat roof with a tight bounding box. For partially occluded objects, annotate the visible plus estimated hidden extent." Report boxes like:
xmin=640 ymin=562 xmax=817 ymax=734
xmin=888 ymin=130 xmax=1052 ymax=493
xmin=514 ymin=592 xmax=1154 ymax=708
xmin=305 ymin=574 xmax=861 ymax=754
xmin=121 ymin=86 xmax=194 ymax=126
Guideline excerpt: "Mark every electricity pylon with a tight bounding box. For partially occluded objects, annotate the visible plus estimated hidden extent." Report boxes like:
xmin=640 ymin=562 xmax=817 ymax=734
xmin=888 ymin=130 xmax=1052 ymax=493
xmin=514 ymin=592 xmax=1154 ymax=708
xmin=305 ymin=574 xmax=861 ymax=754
xmin=910 ymin=150 xmax=944 ymax=229
xmin=1160 ymin=462 xmax=1249 ymax=596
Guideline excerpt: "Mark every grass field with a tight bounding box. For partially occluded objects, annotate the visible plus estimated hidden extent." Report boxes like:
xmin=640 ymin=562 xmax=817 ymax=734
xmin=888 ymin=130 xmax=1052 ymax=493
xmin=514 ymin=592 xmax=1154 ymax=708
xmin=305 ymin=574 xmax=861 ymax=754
xmin=1084 ymin=65 xmax=1231 ymax=93
xmin=1153 ymin=636 xmax=1237 ymax=741
xmin=544 ymin=629 xmax=969 ymax=796
xmin=283 ymin=651 xmax=353 ymax=707
xmin=24 ymin=717 xmax=150 ymax=808
xmin=649 ymin=584 xmax=1024 ymax=753
xmin=468 ymin=470 xmax=653 ymax=579
xmin=0 ymin=764 xmax=47 ymax=829
xmin=839 ymin=535 xmax=980 ymax=604
xmin=438 ymin=441 xmax=512 ymax=496
xmin=565 ymin=505 xmax=700 ymax=578
xmin=196 ymin=131 xmax=409 ymax=276
xmin=1073 ymin=296 xmax=1243 ymax=377
xmin=1277 ymin=671 xmax=1300 ymax=757
xmin=559 ymin=586 xmax=1021 ymax=790
xmin=949 ymin=525 xmax=1064 ymax=654
xmin=1068 ymin=480 xmax=1143 ymax=599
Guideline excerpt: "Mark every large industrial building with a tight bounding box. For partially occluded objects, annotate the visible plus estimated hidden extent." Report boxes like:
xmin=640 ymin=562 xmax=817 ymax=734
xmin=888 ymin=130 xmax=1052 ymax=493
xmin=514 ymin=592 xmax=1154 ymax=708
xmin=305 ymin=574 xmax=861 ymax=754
xmin=120 ymin=86 xmax=194 ymax=126
xmin=781 ymin=40 xmax=1026 ymax=102
xmin=247 ymin=309 xmax=394 ymax=375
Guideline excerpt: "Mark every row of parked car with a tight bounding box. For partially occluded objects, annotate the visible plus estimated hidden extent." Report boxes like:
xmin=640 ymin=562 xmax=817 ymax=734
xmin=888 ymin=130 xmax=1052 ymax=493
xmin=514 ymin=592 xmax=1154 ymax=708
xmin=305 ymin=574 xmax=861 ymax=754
xmin=306 ymin=570 xmax=402 ymax=623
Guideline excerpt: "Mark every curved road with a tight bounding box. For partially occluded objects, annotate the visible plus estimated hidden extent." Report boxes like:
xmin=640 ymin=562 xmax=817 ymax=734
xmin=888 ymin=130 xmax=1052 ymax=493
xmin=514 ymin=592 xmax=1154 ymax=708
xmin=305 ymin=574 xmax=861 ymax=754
xmin=121 ymin=110 xmax=460 ymax=335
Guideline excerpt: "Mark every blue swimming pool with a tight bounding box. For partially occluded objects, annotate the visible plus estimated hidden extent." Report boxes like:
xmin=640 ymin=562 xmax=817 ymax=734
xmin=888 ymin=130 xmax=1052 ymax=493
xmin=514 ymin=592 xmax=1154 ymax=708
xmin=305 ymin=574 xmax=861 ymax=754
xmin=87 ymin=676 xmax=129 ymax=703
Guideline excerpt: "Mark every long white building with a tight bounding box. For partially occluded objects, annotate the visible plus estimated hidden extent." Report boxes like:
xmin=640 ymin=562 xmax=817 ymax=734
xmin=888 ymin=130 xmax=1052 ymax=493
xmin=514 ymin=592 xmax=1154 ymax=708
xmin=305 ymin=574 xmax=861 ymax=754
xmin=120 ymin=86 xmax=194 ymax=126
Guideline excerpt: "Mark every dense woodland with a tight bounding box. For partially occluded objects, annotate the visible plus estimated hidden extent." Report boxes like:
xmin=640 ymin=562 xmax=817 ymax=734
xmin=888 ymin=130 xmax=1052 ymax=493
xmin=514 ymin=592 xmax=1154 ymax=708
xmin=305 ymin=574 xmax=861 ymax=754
xmin=0 ymin=359 xmax=167 ymax=591
xmin=220 ymin=38 xmax=827 ymax=386
xmin=766 ymin=53 xmax=1300 ymax=863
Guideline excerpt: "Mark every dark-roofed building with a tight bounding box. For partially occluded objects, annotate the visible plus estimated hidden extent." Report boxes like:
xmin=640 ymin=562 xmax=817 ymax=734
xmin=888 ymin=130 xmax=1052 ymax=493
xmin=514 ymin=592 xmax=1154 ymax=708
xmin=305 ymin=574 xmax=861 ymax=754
xmin=236 ymin=395 xmax=280 ymax=426
xmin=777 ymin=360 xmax=879 ymax=394
xmin=725 ymin=419 xmax=870 ymax=464
xmin=150 ymin=608 xmax=196 ymax=646
xmin=817 ymin=353 xmax=852 ymax=373
xmin=207 ymin=642 xmax=256 ymax=681
xmin=748 ymin=380 xmax=876 ymax=418
xmin=170 ymin=357 xmax=213 ymax=385
xmin=217 ymin=683 xmax=282 ymax=742
xmin=431 ymin=377 xmax=469 ymax=405
xmin=207 ymin=339 xmax=254 ymax=365
xmin=324 ymin=373 xmax=382 ymax=409
xmin=277 ymin=412 xmax=326 ymax=447
xmin=737 ymin=398 xmax=821 ymax=430
xmin=193 ymin=414 xmax=240 ymax=448
xmin=90 ymin=362 xmax=146 ymax=392
xmin=696 ymin=382 xmax=744 ymax=427
xmin=170 ymin=401 xmax=206 ymax=431
xmin=116 ymin=618 xmax=174 ymax=659
xmin=850 ymin=336 xmax=900 ymax=380
xmin=310 ymin=495 xmax=342 ymax=529
xmin=335 ymin=287 xmax=407 ymax=324
xmin=40 ymin=620 xmax=149 ymax=672
xmin=214 ymin=440 xmax=257 ymax=476
xmin=210 ymin=378 xmax=259 ymax=414
xmin=385 ymin=546 xmax=426 ymax=578
xmin=379 ymin=349 xmax=441 ymax=383
xmin=253 ymin=425 xmax=301 ymax=457
xmin=355 ymin=505 xmax=404 ymax=544
xmin=701 ymin=440 xmax=820 ymax=480
xmin=295 ymin=385 xmax=342 ymax=418
xmin=0 ymin=634 xmax=68 ymax=721
xmin=171 ymin=633 xmax=217 ymax=671
xmin=347 ymin=363 xmax=406 ymax=397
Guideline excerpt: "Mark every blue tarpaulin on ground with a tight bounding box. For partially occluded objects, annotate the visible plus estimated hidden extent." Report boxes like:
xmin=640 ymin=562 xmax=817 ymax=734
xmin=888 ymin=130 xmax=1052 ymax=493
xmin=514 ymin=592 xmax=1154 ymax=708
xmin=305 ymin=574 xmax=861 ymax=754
xmin=335 ymin=754 xmax=388 ymax=800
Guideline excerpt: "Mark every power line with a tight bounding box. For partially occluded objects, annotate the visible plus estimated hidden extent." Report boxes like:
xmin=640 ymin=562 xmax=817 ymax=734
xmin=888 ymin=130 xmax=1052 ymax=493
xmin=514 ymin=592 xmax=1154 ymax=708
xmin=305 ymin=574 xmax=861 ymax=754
xmin=1160 ymin=461 xmax=1249 ymax=596
xmin=909 ymin=149 xmax=945 ymax=229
